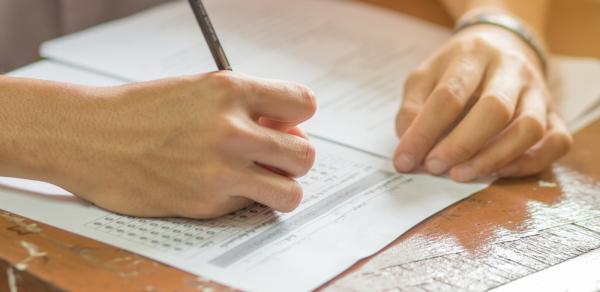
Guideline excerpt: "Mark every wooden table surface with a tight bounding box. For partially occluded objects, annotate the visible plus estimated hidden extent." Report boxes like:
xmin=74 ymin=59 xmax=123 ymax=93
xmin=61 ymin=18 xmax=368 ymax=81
xmin=1 ymin=1 xmax=599 ymax=291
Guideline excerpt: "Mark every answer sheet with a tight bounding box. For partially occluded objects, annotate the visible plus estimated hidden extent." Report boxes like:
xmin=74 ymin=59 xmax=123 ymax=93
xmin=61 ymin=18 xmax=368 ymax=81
xmin=40 ymin=0 xmax=451 ymax=158
xmin=0 ymin=139 xmax=486 ymax=292
xmin=0 ymin=63 xmax=487 ymax=290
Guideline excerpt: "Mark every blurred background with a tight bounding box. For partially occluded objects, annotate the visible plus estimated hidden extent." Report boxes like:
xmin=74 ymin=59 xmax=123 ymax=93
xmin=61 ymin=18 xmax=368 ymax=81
xmin=1 ymin=0 xmax=599 ymax=73
xmin=0 ymin=0 xmax=169 ymax=72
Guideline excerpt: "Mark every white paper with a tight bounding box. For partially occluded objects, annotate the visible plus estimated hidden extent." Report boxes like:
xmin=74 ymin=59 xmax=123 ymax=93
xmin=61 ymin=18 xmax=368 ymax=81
xmin=40 ymin=1 xmax=600 ymax=158
xmin=40 ymin=0 xmax=452 ymax=158
xmin=0 ymin=136 xmax=487 ymax=292
xmin=551 ymin=56 xmax=600 ymax=128
xmin=570 ymin=104 xmax=600 ymax=133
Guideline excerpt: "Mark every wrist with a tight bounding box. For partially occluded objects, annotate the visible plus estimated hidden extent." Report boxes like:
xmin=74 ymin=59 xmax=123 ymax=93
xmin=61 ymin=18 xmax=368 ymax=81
xmin=0 ymin=78 xmax=109 ymax=188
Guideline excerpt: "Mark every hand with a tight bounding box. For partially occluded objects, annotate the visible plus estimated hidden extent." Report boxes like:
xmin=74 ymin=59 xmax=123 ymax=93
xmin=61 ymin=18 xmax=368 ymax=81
xmin=394 ymin=25 xmax=572 ymax=181
xmin=49 ymin=72 xmax=317 ymax=219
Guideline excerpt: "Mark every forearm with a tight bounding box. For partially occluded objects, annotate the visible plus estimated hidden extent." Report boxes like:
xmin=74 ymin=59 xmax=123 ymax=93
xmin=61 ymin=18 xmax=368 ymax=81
xmin=440 ymin=0 xmax=549 ymax=36
xmin=0 ymin=77 xmax=102 ymax=183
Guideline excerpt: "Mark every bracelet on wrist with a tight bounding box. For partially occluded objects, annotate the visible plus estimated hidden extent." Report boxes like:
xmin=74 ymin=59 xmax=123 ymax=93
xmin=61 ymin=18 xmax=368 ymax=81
xmin=454 ymin=10 xmax=549 ymax=78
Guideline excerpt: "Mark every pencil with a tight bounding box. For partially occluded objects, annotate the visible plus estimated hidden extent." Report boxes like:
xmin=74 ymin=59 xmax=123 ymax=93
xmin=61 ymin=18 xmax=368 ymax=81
xmin=188 ymin=0 xmax=232 ymax=71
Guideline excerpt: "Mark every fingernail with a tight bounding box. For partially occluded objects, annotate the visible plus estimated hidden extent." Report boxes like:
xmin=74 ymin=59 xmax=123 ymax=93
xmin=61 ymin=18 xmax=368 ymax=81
xmin=395 ymin=154 xmax=416 ymax=172
xmin=425 ymin=158 xmax=448 ymax=175
xmin=453 ymin=165 xmax=478 ymax=182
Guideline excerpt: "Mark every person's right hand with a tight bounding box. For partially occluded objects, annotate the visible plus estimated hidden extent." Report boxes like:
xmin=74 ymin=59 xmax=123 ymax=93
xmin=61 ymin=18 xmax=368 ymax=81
xmin=49 ymin=72 xmax=317 ymax=219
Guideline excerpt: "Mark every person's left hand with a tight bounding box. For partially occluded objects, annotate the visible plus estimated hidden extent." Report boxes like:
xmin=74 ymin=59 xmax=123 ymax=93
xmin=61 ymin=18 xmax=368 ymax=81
xmin=393 ymin=25 xmax=573 ymax=182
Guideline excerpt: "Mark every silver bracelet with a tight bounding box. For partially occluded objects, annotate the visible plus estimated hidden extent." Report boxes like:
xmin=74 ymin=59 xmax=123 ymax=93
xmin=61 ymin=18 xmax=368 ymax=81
xmin=455 ymin=11 xmax=549 ymax=77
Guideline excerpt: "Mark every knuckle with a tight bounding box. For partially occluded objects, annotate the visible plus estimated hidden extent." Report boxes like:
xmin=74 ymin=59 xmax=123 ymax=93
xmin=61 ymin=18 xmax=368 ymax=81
xmin=444 ymin=142 xmax=476 ymax=161
xmin=209 ymin=71 xmax=236 ymax=85
xmin=285 ymin=138 xmax=316 ymax=177
xmin=435 ymin=85 xmax=466 ymax=115
xmin=280 ymin=181 xmax=303 ymax=212
xmin=396 ymin=102 xmax=420 ymax=137
xmin=261 ymin=130 xmax=281 ymax=153
xmin=550 ymin=131 xmax=573 ymax=155
xmin=216 ymin=114 xmax=248 ymax=143
xmin=293 ymin=83 xmax=318 ymax=116
xmin=207 ymin=71 xmax=241 ymax=96
xmin=501 ymin=53 xmax=539 ymax=80
xmin=482 ymin=94 xmax=514 ymax=124
xmin=405 ymin=69 xmax=428 ymax=89
xmin=469 ymin=36 xmax=495 ymax=52
xmin=453 ymin=36 xmax=497 ymax=58
xmin=517 ymin=114 xmax=546 ymax=142
xmin=399 ymin=99 xmax=422 ymax=116
xmin=298 ymin=141 xmax=316 ymax=176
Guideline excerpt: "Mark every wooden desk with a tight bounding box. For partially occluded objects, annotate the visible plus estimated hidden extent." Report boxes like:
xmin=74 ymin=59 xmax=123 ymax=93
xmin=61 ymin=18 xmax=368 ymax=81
xmin=1 ymin=1 xmax=599 ymax=291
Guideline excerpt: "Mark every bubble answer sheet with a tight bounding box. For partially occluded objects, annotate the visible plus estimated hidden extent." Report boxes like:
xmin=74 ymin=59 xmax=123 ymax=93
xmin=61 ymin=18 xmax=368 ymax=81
xmin=1 ymin=61 xmax=489 ymax=291
xmin=0 ymin=136 xmax=486 ymax=292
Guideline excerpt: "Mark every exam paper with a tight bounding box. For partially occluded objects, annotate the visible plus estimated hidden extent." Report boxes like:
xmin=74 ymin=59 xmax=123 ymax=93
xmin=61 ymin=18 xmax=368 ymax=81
xmin=1 ymin=60 xmax=489 ymax=291
xmin=0 ymin=136 xmax=487 ymax=292
xmin=40 ymin=0 xmax=452 ymax=158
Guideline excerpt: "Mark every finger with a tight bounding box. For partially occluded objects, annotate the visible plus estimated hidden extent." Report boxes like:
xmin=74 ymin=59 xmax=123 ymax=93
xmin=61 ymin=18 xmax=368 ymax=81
xmin=258 ymin=117 xmax=309 ymax=139
xmin=286 ymin=127 xmax=309 ymax=140
xmin=496 ymin=113 xmax=573 ymax=177
xmin=394 ymin=52 xmax=488 ymax=172
xmin=396 ymin=68 xmax=436 ymax=137
xmin=239 ymin=164 xmax=304 ymax=212
xmin=423 ymin=57 xmax=526 ymax=175
xmin=236 ymin=73 xmax=317 ymax=123
xmin=188 ymin=197 xmax=254 ymax=219
xmin=449 ymin=87 xmax=547 ymax=181
xmin=241 ymin=122 xmax=316 ymax=177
